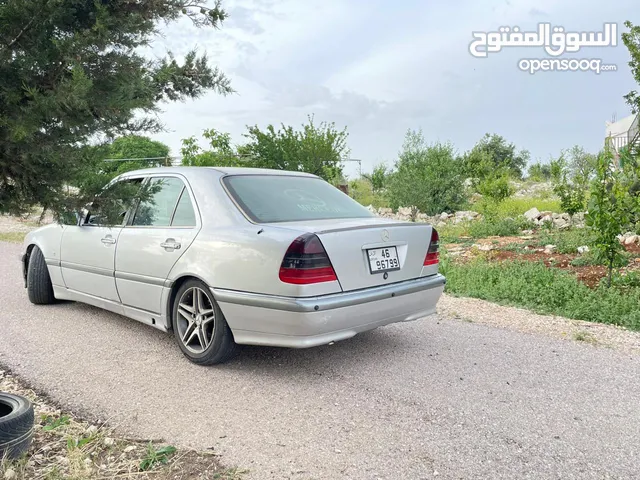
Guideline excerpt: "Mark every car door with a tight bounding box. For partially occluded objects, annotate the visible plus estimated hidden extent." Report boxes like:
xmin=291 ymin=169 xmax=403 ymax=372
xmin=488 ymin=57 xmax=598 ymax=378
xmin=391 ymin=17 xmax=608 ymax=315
xmin=114 ymin=175 xmax=200 ymax=314
xmin=59 ymin=178 xmax=143 ymax=302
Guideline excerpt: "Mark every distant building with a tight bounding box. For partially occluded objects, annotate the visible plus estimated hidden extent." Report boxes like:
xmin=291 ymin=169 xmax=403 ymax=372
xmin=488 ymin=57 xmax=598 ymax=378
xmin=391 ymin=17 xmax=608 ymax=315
xmin=605 ymin=114 xmax=639 ymax=157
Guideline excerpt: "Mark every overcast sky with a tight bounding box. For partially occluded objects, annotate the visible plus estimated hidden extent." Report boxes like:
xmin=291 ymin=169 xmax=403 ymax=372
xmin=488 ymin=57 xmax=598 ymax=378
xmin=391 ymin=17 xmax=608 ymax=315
xmin=148 ymin=0 xmax=637 ymax=178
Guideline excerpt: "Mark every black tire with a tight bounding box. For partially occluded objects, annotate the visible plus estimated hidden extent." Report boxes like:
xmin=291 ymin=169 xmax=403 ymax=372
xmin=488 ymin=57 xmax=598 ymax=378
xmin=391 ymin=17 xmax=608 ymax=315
xmin=27 ymin=246 xmax=55 ymax=305
xmin=0 ymin=392 xmax=34 ymax=460
xmin=172 ymin=279 xmax=237 ymax=365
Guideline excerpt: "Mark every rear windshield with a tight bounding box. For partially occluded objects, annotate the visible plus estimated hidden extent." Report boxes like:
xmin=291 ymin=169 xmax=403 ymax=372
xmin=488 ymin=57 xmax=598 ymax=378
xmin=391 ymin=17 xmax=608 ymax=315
xmin=223 ymin=175 xmax=375 ymax=223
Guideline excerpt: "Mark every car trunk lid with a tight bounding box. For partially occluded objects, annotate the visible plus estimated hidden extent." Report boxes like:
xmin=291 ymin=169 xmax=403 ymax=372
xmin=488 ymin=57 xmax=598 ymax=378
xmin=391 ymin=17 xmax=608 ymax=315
xmin=267 ymin=218 xmax=434 ymax=292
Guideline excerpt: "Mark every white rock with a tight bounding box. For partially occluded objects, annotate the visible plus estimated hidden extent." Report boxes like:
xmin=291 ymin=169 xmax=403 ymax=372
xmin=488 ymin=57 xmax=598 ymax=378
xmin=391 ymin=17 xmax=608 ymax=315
xmin=440 ymin=212 xmax=449 ymax=221
xmin=625 ymin=235 xmax=639 ymax=245
xmin=4 ymin=469 xmax=17 ymax=480
xmin=103 ymin=437 xmax=115 ymax=446
xmin=474 ymin=244 xmax=494 ymax=252
xmin=124 ymin=445 xmax=137 ymax=453
xmin=544 ymin=244 xmax=557 ymax=254
xmin=577 ymin=246 xmax=590 ymax=254
xmin=86 ymin=425 xmax=98 ymax=435
xmin=523 ymin=207 xmax=541 ymax=221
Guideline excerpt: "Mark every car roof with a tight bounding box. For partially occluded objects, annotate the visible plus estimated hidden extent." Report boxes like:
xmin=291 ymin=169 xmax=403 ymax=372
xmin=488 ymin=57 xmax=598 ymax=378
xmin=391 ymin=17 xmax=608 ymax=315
xmin=119 ymin=166 xmax=318 ymax=180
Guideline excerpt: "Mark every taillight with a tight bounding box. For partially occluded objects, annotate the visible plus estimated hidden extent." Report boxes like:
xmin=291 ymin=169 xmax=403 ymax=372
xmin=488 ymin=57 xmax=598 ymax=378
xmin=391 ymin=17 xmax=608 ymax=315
xmin=424 ymin=228 xmax=439 ymax=266
xmin=279 ymin=233 xmax=338 ymax=284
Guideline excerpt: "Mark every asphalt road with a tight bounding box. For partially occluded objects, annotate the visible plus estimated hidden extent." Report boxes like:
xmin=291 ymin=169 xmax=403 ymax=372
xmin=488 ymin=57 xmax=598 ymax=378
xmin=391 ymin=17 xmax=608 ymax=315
xmin=1 ymin=241 xmax=639 ymax=480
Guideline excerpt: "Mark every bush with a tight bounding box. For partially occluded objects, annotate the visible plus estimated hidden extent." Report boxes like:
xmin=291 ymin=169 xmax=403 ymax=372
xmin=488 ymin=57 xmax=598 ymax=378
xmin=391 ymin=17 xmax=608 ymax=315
xmin=388 ymin=130 xmax=468 ymax=216
xmin=440 ymin=258 xmax=640 ymax=330
xmin=349 ymin=179 xmax=390 ymax=208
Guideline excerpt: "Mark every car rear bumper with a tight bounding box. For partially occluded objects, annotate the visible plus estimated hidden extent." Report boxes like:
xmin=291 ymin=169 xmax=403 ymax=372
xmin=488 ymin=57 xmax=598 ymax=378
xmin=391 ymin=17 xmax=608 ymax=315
xmin=212 ymin=274 xmax=445 ymax=348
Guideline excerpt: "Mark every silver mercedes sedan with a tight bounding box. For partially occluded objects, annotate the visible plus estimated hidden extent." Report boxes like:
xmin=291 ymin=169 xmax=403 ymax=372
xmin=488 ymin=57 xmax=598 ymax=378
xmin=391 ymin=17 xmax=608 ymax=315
xmin=20 ymin=167 xmax=445 ymax=365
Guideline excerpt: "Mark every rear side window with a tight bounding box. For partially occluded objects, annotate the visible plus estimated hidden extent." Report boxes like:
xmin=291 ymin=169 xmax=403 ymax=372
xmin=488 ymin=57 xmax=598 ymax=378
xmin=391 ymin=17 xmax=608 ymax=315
xmin=132 ymin=177 xmax=184 ymax=227
xmin=171 ymin=189 xmax=197 ymax=227
xmin=223 ymin=175 xmax=374 ymax=223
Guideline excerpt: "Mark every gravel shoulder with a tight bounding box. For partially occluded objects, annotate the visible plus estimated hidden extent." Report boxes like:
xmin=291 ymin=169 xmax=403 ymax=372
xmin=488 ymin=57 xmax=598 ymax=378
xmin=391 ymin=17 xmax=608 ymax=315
xmin=438 ymin=294 xmax=640 ymax=355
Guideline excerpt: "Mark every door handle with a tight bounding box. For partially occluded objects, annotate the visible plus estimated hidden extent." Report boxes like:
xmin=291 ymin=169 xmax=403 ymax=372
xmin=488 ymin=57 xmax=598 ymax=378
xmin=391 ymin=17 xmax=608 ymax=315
xmin=101 ymin=236 xmax=116 ymax=245
xmin=160 ymin=239 xmax=181 ymax=251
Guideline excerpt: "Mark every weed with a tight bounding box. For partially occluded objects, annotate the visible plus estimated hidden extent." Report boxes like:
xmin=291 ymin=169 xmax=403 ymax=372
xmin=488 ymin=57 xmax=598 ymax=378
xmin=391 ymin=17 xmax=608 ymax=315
xmin=42 ymin=415 xmax=70 ymax=431
xmin=139 ymin=443 xmax=177 ymax=471
xmin=573 ymin=331 xmax=597 ymax=344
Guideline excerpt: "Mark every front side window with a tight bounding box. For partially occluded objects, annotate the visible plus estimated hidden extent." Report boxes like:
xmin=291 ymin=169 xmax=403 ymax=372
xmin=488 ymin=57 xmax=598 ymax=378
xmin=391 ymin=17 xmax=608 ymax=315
xmin=132 ymin=177 xmax=185 ymax=227
xmin=84 ymin=178 xmax=144 ymax=226
xmin=223 ymin=175 xmax=375 ymax=223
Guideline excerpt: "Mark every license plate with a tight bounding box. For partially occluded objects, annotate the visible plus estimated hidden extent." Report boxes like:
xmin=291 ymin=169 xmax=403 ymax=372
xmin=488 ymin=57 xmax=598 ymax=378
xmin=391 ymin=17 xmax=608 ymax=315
xmin=367 ymin=246 xmax=400 ymax=274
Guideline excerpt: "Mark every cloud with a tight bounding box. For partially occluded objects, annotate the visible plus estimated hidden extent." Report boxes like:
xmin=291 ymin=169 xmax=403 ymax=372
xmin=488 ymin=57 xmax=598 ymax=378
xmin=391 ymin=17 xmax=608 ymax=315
xmin=529 ymin=7 xmax=549 ymax=17
xmin=148 ymin=0 xmax=638 ymax=176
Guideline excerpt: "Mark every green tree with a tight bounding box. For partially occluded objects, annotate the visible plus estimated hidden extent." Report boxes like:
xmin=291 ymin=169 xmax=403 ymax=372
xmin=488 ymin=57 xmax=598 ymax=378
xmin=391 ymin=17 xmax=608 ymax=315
xmin=622 ymin=21 xmax=640 ymax=114
xmin=241 ymin=115 xmax=348 ymax=182
xmin=586 ymin=149 xmax=632 ymax=286
xmin=527 ymin=162 xmax=552 ymax=181
xmin=181 ymin=128 xmax=242 ymax=167
xmin=102 ymin=136 xmax=171 ymax=176
xmin=0 ymin=0 xmax=232 ymax=217
xmin=362 ymin=163 xmax=389 ymax=192
xmin=550 ymin=147 xmax=594 ymax=217
xmin=388 ymin=130 xmax=467 ymax=218
xmin=565 ymin=145 xmax=596 ymax=189
xmin=463 ymin=133 xmax=530 ymax=180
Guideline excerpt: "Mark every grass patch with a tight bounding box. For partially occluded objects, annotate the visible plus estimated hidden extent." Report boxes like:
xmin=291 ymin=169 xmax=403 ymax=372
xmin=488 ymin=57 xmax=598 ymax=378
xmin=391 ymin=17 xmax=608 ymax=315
xmin=440 ymin=257 xmax=640 ymax=330
xmin=468 ymin=217 xmax=534 ymax=238
xmin=0 ymin=232 xmax=25 ymax=243
xmin=438 ymin=222 xmax=472 ymax=243
xmin=536 ymin=228 xmax=595 ymax=254
xmin=475 ymin=196 xmax=561 ymax=217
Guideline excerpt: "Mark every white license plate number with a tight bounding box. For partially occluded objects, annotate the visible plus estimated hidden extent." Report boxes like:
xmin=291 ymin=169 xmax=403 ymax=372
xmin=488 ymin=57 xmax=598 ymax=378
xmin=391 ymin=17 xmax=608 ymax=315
xmin=367 ymin=247 xmax=400 ymax=274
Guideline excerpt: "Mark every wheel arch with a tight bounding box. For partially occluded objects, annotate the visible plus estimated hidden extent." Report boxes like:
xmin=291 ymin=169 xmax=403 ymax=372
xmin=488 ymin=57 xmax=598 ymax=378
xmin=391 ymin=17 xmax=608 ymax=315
xmin=165 ymin=274 xmax=212 ymax=331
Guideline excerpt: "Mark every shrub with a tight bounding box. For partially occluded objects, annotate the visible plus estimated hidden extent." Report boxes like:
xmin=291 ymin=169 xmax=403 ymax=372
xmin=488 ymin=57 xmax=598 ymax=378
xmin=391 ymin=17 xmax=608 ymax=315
xmin=349 ymin=178 xmax=389 ymax=209
xmin=388 ymin=130 xmax=468 ymax=216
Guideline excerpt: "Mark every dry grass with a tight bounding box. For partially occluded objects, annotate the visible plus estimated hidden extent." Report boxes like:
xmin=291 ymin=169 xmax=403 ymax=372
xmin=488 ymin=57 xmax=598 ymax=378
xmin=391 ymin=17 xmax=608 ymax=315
xmin=0 ymin=232 xmax=25 ymax=243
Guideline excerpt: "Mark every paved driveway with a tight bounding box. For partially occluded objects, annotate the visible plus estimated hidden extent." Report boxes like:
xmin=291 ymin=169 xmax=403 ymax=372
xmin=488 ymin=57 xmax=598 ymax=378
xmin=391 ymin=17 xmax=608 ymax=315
xmin=1 ymin=241 xmax=639 ymax=479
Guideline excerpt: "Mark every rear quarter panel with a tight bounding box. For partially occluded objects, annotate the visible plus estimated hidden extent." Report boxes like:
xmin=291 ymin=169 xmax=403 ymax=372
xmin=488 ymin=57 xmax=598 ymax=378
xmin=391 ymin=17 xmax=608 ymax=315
xmin=167 ymin=225 xmax=342 ymax=297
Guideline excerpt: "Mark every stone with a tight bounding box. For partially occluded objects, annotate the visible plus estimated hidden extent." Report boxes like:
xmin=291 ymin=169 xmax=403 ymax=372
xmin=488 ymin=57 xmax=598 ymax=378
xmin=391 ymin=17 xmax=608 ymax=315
xmin=440 ymin=212 xmax=449 ymax=221
xmin=577 ymin=246 xmax=590 ymax=254
xmin=474 ymin=244 xmax=494 ymax=252
xmin=4 ymin=469 xmax=17 ymax=480
xmin=523 ymin=207 xmax=541 ymax=221
xmin=625 ymin=235 xmax=639 ymax=245
xmin=544 ymin=244 xmax=557 ymax=254
xmin=539 ymin=215 xmax=553 ymax=225
xmin=521 ymin=230 xmax=534 ymax=236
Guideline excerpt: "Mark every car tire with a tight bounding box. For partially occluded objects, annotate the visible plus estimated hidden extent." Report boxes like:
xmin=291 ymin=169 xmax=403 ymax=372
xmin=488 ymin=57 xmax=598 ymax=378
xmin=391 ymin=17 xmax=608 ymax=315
xmin=27 ymin=246 xmax=55 ymax=305
xmin=0 ymin=392 xmax=35 ymax=460
xmin=172 ymin=279 xmax=237 ymax=365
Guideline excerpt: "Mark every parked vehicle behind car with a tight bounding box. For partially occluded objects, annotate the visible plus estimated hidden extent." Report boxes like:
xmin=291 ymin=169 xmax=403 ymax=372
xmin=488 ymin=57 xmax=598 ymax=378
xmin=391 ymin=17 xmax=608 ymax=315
xmin=21 ymin=167 xmax=445 ymax=364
